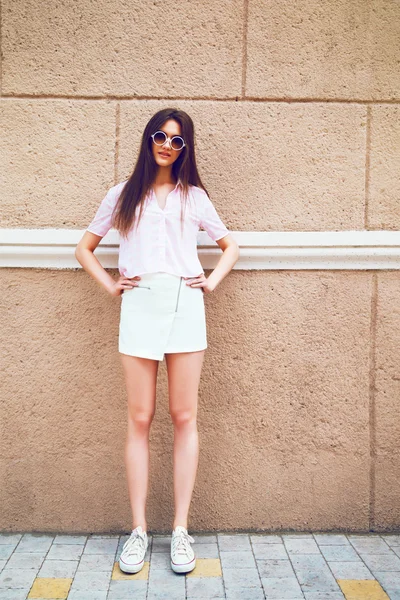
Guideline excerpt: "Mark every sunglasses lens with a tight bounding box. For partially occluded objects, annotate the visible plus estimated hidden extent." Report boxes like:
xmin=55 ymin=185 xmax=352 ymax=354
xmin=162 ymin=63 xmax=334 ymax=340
xmin=152 ymin=131 xmax=184 ymax=150
xmin=171 ymin=137 xmax=184 ymax=150
xmin=153 ymin=131 xmax=167 ymax=145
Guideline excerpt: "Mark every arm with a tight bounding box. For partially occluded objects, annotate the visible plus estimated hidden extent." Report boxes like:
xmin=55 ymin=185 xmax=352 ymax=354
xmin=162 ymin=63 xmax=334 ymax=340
xmin=75 ymin=231 xmax=117 ymax=295
xmin=206 ymin=233 xmax=240 ymax=291
xmin=75 ymin=183 xmax=136 ymax=296
xmin=197 ymin=192 xmax=240 ymax=291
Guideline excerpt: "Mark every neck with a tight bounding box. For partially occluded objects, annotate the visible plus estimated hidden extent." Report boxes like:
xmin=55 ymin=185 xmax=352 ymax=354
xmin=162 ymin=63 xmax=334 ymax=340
xmin=154 ymin=167 xmax=176 ymax=186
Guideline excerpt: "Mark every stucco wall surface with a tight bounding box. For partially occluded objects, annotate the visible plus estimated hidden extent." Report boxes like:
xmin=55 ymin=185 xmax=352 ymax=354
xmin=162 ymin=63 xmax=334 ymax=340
xmin=1 ymin=0 xmax=399 ymax=532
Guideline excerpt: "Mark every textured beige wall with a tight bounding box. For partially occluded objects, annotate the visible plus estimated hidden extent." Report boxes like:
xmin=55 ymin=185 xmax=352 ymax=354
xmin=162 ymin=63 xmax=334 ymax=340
xmin=1 ymin=0 xmax=399 ymax=533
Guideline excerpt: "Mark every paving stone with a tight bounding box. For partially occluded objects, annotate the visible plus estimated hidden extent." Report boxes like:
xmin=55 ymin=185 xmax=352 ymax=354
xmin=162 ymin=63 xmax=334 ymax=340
xmin=83 ymin=537 xmax=119 ymax=555
xmin=149 ymin=551 xmax=171 ymax=570
xmin=282 ymin=533 xmax=313 ymax=539
xmin=37 ymin=558 xmax=79 ymax=577
xmin=151 ymin=536 xmax=171 ymax=553
xmin=69 ymin=570 xmax=111 ymax=591
xmin=193 ymin=534 xmax=218 ymax=544
xmin=0 ymin=535 xmax=23 ymax=546
xmin=289 ymin=554 xmax=329 ymax=569
xmin=250 ymin=534 xmax=283 ymax=544
xmin=147 ymin=567 xmax=186 ymax=599
xmin=337 ymin=578 xmax=391 ymax=599
xmin=53 ymin=534 xmax=88 ymax=545
xmin=0 ymin=567 xmax=37 ymax=588
xmin=294 ymin=572 xmax=339 ymax=594
xmin=46 ymin=543 xmax=85 ymax=561
xmin=347 ymin=534 xmax=382 ymax=538
xmin=112 ymin=561 xmax=149 ymax=581
xmin=0 ymin=589 xmax=31 ymax=599
xmin=2 ymin=530 xmax=399 ymax=599
xmin=13 ymin=534 xmax=54 ymax=553
xmin=284 ymin=539 xmax=321 ymax=555
xmin=107 ymin=578 xmax=148 ymax=598
xmin=195 ymin=543 xmax=219 ymax=559
xmin=225 ymin=586 xmax=265 ymax=599
xmin=313 ymin=534 xmax=350 ymax=545
xmin=362 ymin=552 xmax=400 ymax=572
xmin=220 ymin=550 xmax=257 ymax=569
xmin=318 ymin=544 xmax=360 ymax=561
xmin=374 ymin=570 xmax=400 ymax=589
xmin=222 ymin=567 xmax=261 ymax=589
xmin=187 ymin=558 xmax=222 ymax=578
xmin=252 ymin=543 xmax=288 ymax=560
xmin=327 ymin=560 xmax=375 ymax=579
xmin=218 ymin=534 xmax=252 ymax=551
xmin=27 ymin=576 xmax=73 ymax=598
xmin=0 ymin=546 xmax=16 ymax=561
xmin=186 ymin=575 xmax=225 ymax=598
xmin=349 ymin=537 xmax=394 ymax=554
xmin=290 ymin=554 xmax=340 ymax=593
xmin=67 ymin=591 xmax=108 ymax=599
xmin=260 ymin=575 xmax=304 ymax=598
xmin=74 ymin=552 xmax=115 ymax=571
xmin=90 ymin=534 xmax=120 ymax=538
xmin=3 ymin=551 xmax=44 ymax=570
xmin=256 ymin=558 xmax=295 ymax=578
xmin=303 ymin=594 xmax=345 ymax=599
xmin=147 ymin=585 xmax=186 ymax=599
xmin=381 ymin=535 xmax=400 ymax=547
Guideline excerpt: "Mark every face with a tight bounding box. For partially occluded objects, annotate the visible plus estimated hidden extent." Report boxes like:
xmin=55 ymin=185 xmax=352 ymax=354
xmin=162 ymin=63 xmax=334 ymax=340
xmin=151 ymin=119 xmax=184 ymax=167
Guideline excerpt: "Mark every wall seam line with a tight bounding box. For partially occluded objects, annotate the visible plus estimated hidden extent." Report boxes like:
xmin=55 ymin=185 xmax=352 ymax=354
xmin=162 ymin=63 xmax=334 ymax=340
xmin=114 ymin=102 xmax=120 ymax=184
xmin=241 ymin=0 xmax=249 ymax=98
xmin=0 ymin=0 xmax=2 ymax=96
xmin=369 ymin=272 xmax=378 ymax=531
xmin=1 ymin=94 xmax=399 ymax=105
xmin=365 ymin=105 xmax=372 ymax=229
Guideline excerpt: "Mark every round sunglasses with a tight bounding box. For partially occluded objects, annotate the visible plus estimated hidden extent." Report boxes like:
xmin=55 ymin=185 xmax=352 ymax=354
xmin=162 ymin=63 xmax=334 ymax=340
xmin=151 ymin=130 xmax=186 ymax=151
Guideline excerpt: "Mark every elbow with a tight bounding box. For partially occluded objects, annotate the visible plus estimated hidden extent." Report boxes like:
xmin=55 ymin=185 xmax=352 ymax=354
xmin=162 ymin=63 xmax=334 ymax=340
xmin=234 ymin=242 xmax=240 ymax=263
xmin=74 ymin=244 xmax=83 ymax=265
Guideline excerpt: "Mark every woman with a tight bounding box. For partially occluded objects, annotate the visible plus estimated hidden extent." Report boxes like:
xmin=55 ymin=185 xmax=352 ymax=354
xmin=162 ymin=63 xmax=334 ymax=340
xmin=75 ymin=107 xmax=239 ymax=575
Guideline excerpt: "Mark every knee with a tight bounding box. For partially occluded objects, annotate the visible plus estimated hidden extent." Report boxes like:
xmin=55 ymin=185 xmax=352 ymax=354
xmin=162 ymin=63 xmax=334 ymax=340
xmin=170 ymin=410 xmax=197 ymax=428
xmin=128 ymin=411 xmax=154 ymax=432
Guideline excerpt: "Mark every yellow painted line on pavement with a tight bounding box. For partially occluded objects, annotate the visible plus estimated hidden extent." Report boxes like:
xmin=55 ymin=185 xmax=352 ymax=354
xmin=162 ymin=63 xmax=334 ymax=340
xmin=27 ymin=577 xmax=72 ymax=598
xmin=338 ymin=579 xmax=390 ymax=599
xmin=186 ymin=557 xmax=222 ymax=577
xmin=112 ymin=560 xmax=149 ymax=579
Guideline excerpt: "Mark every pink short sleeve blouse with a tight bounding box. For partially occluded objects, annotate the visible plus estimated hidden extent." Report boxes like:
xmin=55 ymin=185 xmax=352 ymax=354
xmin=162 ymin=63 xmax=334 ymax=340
xmin=86 ymin=179 xmax=230 ymax=278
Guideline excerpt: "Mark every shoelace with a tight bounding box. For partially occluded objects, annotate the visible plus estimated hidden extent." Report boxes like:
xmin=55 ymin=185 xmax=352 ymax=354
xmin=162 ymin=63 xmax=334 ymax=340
xmin=172 ymin=531 xmax=195 ymax=555
xmin=122 ymin=531 xmax=146 ymax=557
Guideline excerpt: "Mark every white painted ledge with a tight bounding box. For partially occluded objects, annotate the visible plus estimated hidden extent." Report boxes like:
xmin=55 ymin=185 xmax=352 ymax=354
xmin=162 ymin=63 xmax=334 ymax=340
xmin=1 ymin=229 xmax=400 ymax=270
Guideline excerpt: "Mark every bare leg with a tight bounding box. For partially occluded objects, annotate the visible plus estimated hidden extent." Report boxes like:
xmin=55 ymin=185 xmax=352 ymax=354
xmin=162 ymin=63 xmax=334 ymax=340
xmin=165 ymin=350 xmax=205 ymax=530
xmin=120 ymin=354 xmax=159 ymax=532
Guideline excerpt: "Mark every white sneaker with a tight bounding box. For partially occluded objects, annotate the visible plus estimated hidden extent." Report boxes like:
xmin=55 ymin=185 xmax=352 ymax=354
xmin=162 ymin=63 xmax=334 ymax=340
xmin=170 ymin=525 xmax=196 ymax=573
xmin=119 ymin=526 xmax=148 ymax=574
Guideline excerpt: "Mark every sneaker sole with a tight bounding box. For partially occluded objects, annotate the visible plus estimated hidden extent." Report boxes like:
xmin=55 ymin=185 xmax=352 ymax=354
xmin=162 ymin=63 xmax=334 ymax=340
xmin=119 ymin=557 xmax=145 ymax=574
xmin=170 ymin=557 xmax=196 ymax=573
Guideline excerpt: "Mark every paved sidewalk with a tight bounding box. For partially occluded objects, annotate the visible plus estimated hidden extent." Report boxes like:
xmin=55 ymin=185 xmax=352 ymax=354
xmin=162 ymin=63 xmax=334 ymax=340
xmin=0 ymin=531 xmax=399 ymax=599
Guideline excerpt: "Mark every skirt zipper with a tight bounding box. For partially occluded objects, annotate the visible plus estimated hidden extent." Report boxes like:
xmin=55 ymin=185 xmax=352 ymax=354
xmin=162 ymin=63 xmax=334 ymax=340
xmin=175 ymin=277 xmax=183 ymax=312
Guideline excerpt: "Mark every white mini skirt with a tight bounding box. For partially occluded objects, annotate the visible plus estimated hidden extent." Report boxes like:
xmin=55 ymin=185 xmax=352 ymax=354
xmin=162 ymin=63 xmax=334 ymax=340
xmin=119 ymin=271 xmax=208 ymax=361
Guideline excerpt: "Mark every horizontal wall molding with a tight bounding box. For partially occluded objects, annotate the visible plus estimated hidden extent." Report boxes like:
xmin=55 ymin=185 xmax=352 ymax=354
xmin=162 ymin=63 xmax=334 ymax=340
xmin=1 ymin=228 xmax=400 ymax=270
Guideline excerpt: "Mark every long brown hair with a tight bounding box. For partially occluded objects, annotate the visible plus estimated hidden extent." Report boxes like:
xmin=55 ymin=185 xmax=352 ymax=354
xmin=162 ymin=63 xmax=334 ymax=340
xmin=112 ymin=108 xmax=209 ymax=239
